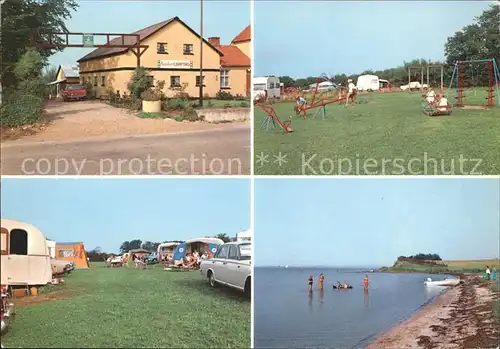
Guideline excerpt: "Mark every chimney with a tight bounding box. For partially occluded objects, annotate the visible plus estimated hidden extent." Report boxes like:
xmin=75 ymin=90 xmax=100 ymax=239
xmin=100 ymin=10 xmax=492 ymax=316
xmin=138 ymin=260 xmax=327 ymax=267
xmin=208 ymin=37 xmax=220 ymax=46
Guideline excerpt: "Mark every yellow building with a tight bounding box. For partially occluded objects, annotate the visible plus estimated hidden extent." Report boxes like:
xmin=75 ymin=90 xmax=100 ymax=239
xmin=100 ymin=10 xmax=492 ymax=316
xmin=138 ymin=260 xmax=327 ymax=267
xmin=49 ymin=65 xmax=80 ymax=97
xmin=78 ymin=17 xmax=250 ymax=99
xmin=209 ymin=25 xmax=251 ymax=97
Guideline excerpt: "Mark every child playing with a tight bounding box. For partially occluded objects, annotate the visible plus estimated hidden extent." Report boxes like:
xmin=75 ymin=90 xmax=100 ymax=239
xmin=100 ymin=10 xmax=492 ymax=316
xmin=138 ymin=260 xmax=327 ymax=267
xmin=345 ymin=79 xmax=357 ymax=107
xmin=425 ymin=88 xmax=436 ymax=104
xmin=363 ymin=275 xmax=369 ymax=289
xmin=436 ymin=93 xmax=449 ymax=112
xmin=308 ymin=275 xmax=314 ymax=292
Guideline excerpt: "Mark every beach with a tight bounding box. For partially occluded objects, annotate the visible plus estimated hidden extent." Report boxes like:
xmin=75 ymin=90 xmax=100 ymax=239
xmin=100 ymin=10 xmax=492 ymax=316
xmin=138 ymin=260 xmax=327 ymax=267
xmin=367 ymin=276 xmax=499 ymax=349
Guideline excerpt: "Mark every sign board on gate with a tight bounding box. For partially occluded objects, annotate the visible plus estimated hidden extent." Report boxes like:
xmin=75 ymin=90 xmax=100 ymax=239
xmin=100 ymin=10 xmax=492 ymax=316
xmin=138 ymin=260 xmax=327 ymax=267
xmin=82 ymin=34 xmax=94 ymax=47
xmin=157 ymin=60 xmax=193 ymax=69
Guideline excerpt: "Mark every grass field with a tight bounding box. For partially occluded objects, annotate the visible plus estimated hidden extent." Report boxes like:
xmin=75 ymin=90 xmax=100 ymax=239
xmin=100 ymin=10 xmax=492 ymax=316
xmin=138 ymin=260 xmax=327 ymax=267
xmin=1 ymin=263 xmax=250 ymax=348
xmin=254 ymin=90 xmax=500 ymax=175
xmin=382 ymin=258 xmax=499 ymax=273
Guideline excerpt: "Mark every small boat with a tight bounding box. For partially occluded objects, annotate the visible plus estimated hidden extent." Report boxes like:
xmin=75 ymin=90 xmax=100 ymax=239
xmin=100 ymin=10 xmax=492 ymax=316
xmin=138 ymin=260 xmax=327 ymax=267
xmin=424 ymin=278 xmax=460 ymax=287
xmin=333 ymin=285 xmax=353 ymax=289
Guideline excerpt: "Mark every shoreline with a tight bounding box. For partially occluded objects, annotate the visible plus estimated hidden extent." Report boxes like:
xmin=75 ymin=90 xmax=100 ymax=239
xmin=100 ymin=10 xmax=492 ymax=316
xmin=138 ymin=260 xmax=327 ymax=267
xmin=366 ymin=275 xmax=499 ymax=349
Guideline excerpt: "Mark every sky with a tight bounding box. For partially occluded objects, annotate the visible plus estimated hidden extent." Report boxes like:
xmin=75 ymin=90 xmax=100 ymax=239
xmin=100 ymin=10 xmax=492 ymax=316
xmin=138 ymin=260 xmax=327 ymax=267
xmin=49 ymin=0 xmax=250 ymax=68
xmin=254 ymin=178 xmax=500 ymax=267
xmin=255 ymin=1 xmax=494 ymax=78
xmin=1 ymin=178 xmax=250 ymax=253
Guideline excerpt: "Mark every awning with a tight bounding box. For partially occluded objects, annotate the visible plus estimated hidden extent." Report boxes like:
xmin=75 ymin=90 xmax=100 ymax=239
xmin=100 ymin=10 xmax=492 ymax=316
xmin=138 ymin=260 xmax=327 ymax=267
xmin=47 ymin=78 xmax=66 ymax=85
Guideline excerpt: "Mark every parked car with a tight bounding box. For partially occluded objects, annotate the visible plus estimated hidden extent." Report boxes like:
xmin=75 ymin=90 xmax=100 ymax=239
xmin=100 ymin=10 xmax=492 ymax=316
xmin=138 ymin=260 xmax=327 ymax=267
xmin=63 ymin=84 xmax=87 ymax=101
xmin=145 ymin=253 xmax=158 ymax=265
xmin=1 ymin=284 xmax=15 ymax=334
xmin=400 ymin=81 xmax=428 ymax=91
xmin=200 ymin=241 xmax=251 ymax=297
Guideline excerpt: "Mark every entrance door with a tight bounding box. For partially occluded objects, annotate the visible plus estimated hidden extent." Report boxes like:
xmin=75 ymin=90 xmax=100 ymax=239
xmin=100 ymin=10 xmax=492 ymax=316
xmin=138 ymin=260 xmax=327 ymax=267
xmin=246 ymin=70 xmax=251 ymax=97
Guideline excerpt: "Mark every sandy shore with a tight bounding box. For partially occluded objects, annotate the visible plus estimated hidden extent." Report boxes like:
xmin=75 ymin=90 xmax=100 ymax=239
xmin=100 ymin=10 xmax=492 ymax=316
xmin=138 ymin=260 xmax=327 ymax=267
xmin=367 ymin=276 xmax=499 ymax=349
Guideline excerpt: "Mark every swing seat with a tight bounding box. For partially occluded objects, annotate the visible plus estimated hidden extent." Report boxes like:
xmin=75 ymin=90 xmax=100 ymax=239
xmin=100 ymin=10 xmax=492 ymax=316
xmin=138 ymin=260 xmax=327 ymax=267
xmin=283 ymin=120 xmax=293 ymax=133
xmin=423 ymin=103 xmax=452 ymax=117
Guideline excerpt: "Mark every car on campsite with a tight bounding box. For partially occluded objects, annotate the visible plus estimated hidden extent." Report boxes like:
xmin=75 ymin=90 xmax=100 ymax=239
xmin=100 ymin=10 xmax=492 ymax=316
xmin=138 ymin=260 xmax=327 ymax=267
xmin=62 ymin=84 xmax=87 ymax=101
xmin=1 ymin=284 xmax=14 ymax=334
xmin=145 ymin=253 xmax=158 ymax=265
xmin=200 ymin=241 xmax=251 ymax=297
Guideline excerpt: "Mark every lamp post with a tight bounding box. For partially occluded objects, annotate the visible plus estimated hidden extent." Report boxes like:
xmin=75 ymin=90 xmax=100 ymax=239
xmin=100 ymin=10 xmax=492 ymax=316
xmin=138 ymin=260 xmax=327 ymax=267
xmin=198 ymin=0 xmax=203 ymax=106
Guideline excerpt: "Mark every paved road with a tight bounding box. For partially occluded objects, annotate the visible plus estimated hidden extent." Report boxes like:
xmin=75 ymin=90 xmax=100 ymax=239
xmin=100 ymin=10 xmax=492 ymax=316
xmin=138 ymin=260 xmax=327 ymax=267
xmin=1 ymin=127 xmax=250 ymax=175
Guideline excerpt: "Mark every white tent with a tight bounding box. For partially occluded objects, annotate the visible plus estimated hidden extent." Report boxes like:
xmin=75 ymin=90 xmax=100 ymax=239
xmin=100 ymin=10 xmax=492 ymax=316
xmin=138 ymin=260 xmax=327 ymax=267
xmin=1 ymin=219 xmax=52 ymax=286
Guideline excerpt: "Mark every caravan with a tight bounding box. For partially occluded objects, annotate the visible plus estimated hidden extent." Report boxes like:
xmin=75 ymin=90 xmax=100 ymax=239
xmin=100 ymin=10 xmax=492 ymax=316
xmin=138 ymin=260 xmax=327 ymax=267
xmin=172 ymin=237 xmax=224 ymax=264
xmin=157 ymin=242 xmax=181 ymax=262
xmin=253 ymin=76 xmax=281 ymax=100
xmin=236 ymin=229 xmax=252 ymax=242
xmin=1 ymin=219 xmax=53 ymax=286
xmin=356 ymin=75 xmax=380 ymax=92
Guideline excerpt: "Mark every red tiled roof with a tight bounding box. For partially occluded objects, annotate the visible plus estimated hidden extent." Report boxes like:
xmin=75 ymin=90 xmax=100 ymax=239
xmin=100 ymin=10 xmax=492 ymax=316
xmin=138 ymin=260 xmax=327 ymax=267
xmin=218 ymin=45 xmax=250 ymax=67
xmin=78 ymin=17 xmax=222 ymax=63
xmin=231 ymin=25 xmax=250 ymax=44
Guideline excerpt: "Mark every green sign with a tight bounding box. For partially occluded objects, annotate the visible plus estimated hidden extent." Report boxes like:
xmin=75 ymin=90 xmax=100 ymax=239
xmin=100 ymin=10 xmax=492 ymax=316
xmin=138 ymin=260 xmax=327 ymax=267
xmin=82 ymin=34 xmax=94 ymax=47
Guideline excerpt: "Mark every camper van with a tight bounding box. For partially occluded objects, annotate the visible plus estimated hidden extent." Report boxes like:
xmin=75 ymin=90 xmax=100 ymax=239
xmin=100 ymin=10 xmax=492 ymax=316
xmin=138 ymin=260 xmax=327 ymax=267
xmin=253 ymin=76 xmax=281 ymax=100
xmin=1 ymin=219 xmax=53 ymax=286
xmin=172 ymin=237 xmax=224 ymax=264
xmin=236 ymin=229 xmax=252 ymax=242
xmin=356 ymin=74 xmax=380 ymax=92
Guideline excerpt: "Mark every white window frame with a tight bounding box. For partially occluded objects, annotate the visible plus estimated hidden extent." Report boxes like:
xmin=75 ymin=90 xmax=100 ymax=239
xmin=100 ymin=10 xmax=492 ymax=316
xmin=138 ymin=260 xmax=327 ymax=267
xmin=221 ymin=69 xmax=230 ymax=88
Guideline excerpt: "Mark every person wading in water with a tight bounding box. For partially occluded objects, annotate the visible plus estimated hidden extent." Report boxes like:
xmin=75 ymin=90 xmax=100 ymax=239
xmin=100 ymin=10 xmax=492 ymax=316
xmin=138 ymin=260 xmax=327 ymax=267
xmin=308 ymin=275 xmax=314 ymax=292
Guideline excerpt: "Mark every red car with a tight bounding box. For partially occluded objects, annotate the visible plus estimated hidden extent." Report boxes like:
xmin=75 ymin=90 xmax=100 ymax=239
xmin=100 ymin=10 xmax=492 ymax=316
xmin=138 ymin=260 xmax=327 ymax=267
xmin=63 ymin=84 xmax=87 ymax=102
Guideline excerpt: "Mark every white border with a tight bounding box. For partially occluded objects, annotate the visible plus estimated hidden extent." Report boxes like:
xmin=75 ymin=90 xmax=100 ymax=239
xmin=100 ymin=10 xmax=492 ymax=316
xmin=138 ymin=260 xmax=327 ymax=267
xmin=250 ymin=1 xmax=255 ymax=348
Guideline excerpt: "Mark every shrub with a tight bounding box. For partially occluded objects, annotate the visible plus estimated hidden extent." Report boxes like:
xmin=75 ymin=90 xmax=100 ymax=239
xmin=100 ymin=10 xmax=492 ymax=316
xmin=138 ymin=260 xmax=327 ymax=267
xmin=128 ymin=67 xmax=154 ymax=100
xmin=140 ymin=80 xmax=165 ymax=101
xmin=216 ymin=90 xmax=234 ymax=100
xmin=234 ymin=94 xmax=246 ymax=101
xmin=181 ymin=106 xmax=200 ymax=122
xmin=1 ymin=94 xmax=44 ymax=127
xmin=165 ymin=98 xmax=187 ymax=110
xmin=239 ymin=101 xmax=249 ymax=107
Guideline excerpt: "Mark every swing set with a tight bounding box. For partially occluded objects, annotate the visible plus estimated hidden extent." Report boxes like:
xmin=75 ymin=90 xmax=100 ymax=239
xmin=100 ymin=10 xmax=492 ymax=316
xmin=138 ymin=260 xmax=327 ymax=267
xmin=448 ymin=58 xmax=500 ymax=108
xmin=295 ymin=78 xmax=347 ymax=119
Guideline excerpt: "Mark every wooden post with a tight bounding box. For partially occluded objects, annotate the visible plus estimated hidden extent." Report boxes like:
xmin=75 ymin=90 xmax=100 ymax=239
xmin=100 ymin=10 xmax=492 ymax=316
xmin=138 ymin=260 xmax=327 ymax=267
xmin=426 ymin=65 xmax=430 ymax=86
xmin=136 ymin=35 xmax=140 ymax=67
xmin=440 ymin=65 xmax=444 ymax=90
xmin=421 ymin=65 xmax=424 ymax=90
xmin=198 ymin=0 xmax=204 ymax=106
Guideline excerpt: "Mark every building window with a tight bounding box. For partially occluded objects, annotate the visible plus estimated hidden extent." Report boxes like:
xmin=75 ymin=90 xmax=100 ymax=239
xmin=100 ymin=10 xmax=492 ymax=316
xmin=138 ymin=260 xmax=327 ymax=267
xmin=195 ymin=75 xmax=205 ymax=87
xmin=101 ymin=76 xmax=105 ymax=87
xmin=94 ymin=76 xmax=98 ymax=86
xmin=58 ymin=249 xmax=75 ymax=258
xmin=170 ymin=76 xmax=181 ymax=87
xmin=183 ymin=44 xmax=193 ymax=55
xmin=157 ymin=42 xmax=168 ymax=54
xmin=221 ymin=70 xmax=229 ymax=88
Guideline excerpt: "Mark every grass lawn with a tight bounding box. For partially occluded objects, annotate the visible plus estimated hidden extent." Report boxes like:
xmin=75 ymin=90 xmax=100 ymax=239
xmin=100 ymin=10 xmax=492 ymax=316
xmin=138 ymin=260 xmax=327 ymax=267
xmin=254 ymin=90 xmax=500 ymax=175
xmin=382 ymin=259 xmax=499 ymax=274
xmin=195 ymin=99 xmax=250 ymax=108
xmin=1 ymin=263 xmax=250 ymax=348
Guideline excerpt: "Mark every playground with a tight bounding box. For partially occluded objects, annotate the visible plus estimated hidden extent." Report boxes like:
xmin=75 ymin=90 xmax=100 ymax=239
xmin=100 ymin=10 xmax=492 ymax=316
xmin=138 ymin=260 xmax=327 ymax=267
xmin=254 ymin=88 xmax=500 ymax=175
xmin=0 ymin=263 xmax=250 ymax=348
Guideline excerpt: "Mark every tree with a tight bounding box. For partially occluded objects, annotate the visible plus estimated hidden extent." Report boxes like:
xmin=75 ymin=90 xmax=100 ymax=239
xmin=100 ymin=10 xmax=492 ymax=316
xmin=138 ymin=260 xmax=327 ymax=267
xmin=215 ymin=233 xmax=232 ymax=243
xmin=444 ymin=5 xmax=500 ymax=85
xmin=141 ymin=241 xmax=160 ymax=252
xmin=278 ymin=76 xmax=295 ymax=88
xmin=1 ymin=0 xmax=78 ymax=92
